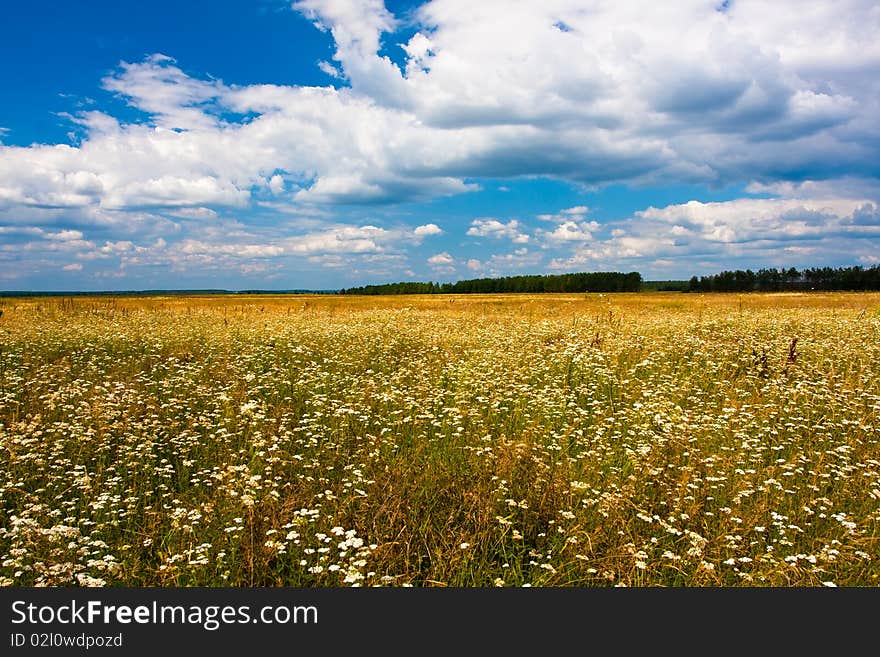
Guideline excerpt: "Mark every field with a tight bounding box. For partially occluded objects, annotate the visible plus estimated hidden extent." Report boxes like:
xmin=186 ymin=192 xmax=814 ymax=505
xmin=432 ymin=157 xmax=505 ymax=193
xmin=0 ymin=292 xmax=878 ymax=587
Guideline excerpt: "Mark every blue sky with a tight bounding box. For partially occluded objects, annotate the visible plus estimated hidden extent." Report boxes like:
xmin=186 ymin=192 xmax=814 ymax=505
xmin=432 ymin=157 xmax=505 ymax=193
xmin=1 ymin=0 xmax=878 ymax=290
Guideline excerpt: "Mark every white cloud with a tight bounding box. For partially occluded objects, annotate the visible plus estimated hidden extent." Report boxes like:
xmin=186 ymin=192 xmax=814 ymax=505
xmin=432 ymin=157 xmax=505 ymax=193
xmin=538 ymin=206 xmax=590 ymax=223
xmin=293 ymin=0 xmax=407 ymax=105
xmin=103 ymin=175 xmax=249 ymax=209
xmin=62 ymin=263 xmax=83 ymax=271
xmin=1 ymin=1 xmax=879 ymax=286
xmin=467 ymin=218 xmax=529 ymax=243
xmin=427 ymin=251 xmax=454 ymax=266
xmin=102 ymin=54 xmax=225 ymax=131
xmin=45 ymin=229 xmax=84 ymax=241
xmin=317 ymin=61 xmax=342 ymax=79
xmin=1 ymin=0 xmax=876 ymax=220
xmin=19 ymin=217 xmax=436 ymax=285
xmin=179 ymin=241 xmax=285 ymax=258
xmin=0 ymin=226 xmax=44 ymax=237
xmin=547 ymin=196 xmax=880 ymax=274
xmin=401 ymin=32 xmax=433 ymax=76
xmin=745 ymin=177 xmax=880 ymax=201
xmin=268 ymin=175 xmax=286 ymax=194
xmin=166 ymin=207 xmax=218 ymax=219
xmin=169 ymin=223 xmax=411 ymax=260
xmin=540 ymin=220 xmax=599 ymax=243
xmin=413 ymin=223 xmax=443 ymax=237
xmin=478 ymin=248 xmax=543 ymax=276
xmin=635 ymin=197 xmax=876 ymax=243
xmin=99 ymin=240 xmax=134 ymax=254
xmin=286 ymin=225 xmax=387 ymax=254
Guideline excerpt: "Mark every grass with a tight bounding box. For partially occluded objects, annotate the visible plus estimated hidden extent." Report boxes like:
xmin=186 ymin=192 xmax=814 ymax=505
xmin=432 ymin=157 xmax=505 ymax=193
xmin=0 ymin=292 xmax=878 ymax=586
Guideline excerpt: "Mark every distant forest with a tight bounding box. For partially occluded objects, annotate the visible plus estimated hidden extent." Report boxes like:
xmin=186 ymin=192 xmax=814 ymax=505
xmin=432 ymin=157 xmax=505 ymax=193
xmin=339 ymin=265 xmax=880 ymax=295
xmin=339 ymin=271 xmax=642 ymax=295
xmin=686 ymin=265 xmax=880 ymax=292
xmin=8 ymin=265 xmax=878 ymax=298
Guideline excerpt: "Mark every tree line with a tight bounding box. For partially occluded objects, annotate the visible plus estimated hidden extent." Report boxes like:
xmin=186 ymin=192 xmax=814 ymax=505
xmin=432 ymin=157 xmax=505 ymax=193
xmin=339 ymin=271 xmax=643 ymax=295
xmin=686 ymin=266 xmax=880 ymax=292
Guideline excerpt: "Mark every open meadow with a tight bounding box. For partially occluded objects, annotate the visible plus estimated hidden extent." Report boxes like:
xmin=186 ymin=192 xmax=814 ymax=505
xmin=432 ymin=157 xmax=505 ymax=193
xmin=0 ymin=292 xmax=878 ymax=587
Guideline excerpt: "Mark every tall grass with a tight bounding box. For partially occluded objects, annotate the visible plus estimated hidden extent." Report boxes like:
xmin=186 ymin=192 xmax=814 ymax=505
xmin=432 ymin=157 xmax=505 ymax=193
xmin=0 ymin=292 xmax=878 ymax=586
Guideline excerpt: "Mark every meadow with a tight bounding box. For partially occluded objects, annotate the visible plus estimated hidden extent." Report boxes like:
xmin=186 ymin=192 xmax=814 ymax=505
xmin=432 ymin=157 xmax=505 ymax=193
xmin=0 ymin=292 xmax=878 ymax=587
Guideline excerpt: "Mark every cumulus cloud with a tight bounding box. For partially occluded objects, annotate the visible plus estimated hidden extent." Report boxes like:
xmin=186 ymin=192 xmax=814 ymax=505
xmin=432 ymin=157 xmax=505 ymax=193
xmin=745 ymin=177 xmax=880 ymax=201
xmin=99 ymin=240 xmax=134 ymax=254
xmin=293 ymin=0 xmax=406 ymax=104
xmin=0 ymin=215 xmax=441 ymax=286
xmin=2 ymin=0 xmax=877 ymax=218
xmin=101 ymin=54 xmax=225 ymax=131
xmin=45 ymin=229 xmax=84 ymax=241
xmin=540 ymin=220 xmax=600 ymax=243
xmin=635 ymin=198 xmax=877 ymax=243
xmin=427 ymin=251 xmax=454 ymax=266
xmin=537 ymin=206 xmax=590 ymax=223
xmin=413 ymin=223 xmax=443 ymax=237
xmin=467 ymin=218 xmax=530 ymax=243
xmin=436 ymin=249 xmax=542 ymax=279
xmin=166 ymin=223 xmax=415 ymax=260
xmin=472 ymin=248 xmax=543 ymax=277
xmin=317 ymin=61 xmax=342 ymax=79
xmin=426 ymin=251 xmax=456 ymax=276
xmin=1 ymin=0 xmax=879 ymax=285
xmin=547 ymin=196 xmax=880 ymax=274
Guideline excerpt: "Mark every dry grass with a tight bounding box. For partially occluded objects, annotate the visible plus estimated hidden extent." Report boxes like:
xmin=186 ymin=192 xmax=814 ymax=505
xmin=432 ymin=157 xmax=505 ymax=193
xmin=0 ymin=292 xmax=878 ymax=586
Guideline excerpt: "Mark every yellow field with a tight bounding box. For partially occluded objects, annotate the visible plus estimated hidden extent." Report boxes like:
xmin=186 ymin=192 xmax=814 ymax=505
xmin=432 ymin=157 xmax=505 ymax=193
xmin=1 ymin=292 xmax=878 ymax=586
